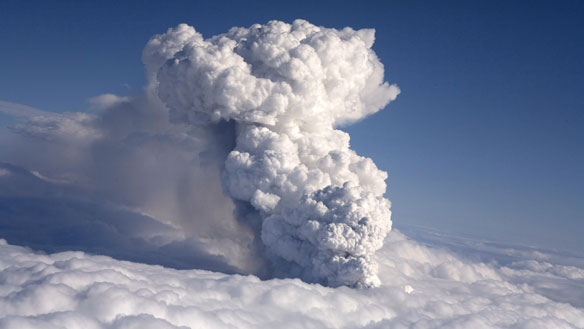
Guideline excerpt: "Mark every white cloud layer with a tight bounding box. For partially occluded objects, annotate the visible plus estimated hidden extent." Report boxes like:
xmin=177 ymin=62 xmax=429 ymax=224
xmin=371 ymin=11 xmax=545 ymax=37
xmin=0 ymin=229 xmax=582 ymax=329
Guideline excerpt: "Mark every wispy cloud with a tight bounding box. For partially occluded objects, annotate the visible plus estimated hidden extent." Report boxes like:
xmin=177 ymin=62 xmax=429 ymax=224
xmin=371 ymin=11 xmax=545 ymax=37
xmin=0 ymin=100 xmax=59 ymax=119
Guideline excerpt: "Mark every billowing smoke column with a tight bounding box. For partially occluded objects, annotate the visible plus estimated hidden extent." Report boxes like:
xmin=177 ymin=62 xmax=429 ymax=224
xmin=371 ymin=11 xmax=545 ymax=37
xmin=143 ymin=20 xmax=400 ymax=287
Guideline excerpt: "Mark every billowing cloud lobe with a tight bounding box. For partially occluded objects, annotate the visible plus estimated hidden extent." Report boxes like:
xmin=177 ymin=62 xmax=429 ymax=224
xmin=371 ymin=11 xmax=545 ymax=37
xmin=143 ymin=20 xmax=400 ymax=287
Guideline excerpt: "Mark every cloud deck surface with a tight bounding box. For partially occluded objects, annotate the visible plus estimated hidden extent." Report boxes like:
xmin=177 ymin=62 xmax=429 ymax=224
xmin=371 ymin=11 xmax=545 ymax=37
xmin=0 ymin=230 xmax=582 ymax=329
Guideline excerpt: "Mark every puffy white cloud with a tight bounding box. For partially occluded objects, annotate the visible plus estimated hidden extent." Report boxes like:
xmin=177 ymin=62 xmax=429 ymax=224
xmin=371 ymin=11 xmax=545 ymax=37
xmin=88 ymin=94 xmax=131 ymax=110
xmin=146 ymin=20 xmax=399 ymax=127
xmin=144 ymin=20 xmax=399 ymax=287
xmin=1 ymin=20 xmax=400 ymax=286
xmin=1 ymin=20 xmax=399 ymax=287
xmin=0 ymin=229 xmax=582 ymax=329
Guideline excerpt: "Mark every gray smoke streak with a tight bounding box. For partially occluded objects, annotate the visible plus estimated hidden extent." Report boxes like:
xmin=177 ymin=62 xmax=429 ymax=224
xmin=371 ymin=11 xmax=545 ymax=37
xmin=0 ymin=93 xmax=263 ymax=275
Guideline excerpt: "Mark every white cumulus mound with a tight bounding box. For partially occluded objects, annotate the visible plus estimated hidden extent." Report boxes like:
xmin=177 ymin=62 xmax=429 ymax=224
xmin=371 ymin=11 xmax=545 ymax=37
xmin=1 ymin=231 xmax=583 ymax=329
xmin=142 ymin=20 xmax=400 ymax=287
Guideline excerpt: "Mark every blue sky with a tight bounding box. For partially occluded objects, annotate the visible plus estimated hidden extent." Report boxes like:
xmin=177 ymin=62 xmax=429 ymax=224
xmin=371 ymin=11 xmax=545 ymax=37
xmin=1 ymin=0 xmax=583 ymax=253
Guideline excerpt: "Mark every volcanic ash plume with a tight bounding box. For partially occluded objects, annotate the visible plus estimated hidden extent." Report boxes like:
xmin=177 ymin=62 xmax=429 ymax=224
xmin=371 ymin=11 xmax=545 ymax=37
xmin=143 ymin=20 xmax=400 ymax=287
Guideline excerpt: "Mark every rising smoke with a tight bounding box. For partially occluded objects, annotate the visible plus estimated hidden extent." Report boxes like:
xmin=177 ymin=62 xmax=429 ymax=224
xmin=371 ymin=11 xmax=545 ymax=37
xmin=143 ymin=20 xmax=399 ymax=287
xmin=0 ymin=20 xmax=398 ymax=287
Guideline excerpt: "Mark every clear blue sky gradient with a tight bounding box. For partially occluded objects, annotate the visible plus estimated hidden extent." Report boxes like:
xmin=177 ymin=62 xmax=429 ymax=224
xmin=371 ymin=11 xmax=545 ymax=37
xmin=1 ymin=0 xmax=583 ymax=253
